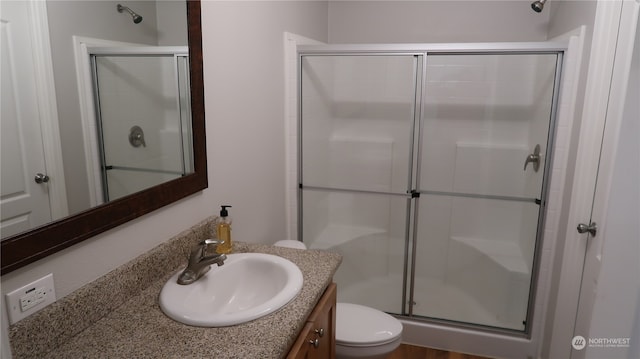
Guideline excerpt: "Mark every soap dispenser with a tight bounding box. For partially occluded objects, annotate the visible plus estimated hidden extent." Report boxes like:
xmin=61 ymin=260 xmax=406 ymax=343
xmin=215 ymin=205 xmax=232 ymax=254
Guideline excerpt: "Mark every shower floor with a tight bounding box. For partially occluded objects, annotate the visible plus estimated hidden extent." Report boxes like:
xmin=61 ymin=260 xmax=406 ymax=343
xmin=336 ymin=273 xmax=522 ymax=330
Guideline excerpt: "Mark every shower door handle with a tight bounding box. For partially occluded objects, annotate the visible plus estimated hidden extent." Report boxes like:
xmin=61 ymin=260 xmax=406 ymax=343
xmin=524 ymin=144 xmax=541 ymax=172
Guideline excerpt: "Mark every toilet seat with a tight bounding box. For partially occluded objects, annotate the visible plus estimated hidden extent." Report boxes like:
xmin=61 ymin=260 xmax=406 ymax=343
xmin=336 ymin=303 xmax=403 ymax=347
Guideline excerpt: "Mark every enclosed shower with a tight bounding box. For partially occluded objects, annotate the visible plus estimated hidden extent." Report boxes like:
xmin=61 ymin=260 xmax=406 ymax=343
xmin=297 ymin=43 xmax=564 ymax=343
xmin=89 ymin=47 xmax=193 ymax=202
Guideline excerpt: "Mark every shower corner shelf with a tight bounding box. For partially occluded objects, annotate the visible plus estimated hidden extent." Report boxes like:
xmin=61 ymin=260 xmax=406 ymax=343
xmin=450 ymin=236 xmax=530 ymax=276
xmin=309 ymin=224 xmax=386 ymax=250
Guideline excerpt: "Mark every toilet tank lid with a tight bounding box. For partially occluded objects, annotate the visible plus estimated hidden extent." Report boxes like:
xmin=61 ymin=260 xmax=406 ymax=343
xmin=273 ymin=240 xmax=307 ymax=250
xmin=336 ymin=303 xmax=403 ymax=346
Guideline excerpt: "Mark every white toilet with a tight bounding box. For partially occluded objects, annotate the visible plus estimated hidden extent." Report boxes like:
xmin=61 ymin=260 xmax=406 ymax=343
xmin=335 ymin=302 xmax=403 ymax=358
xmin=273 ymin=240 xmax=403 ymax=359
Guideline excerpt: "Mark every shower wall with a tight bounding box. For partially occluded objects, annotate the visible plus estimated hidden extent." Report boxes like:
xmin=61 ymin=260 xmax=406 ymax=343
xmin=327 ymin=1 xmax=550 ymax=44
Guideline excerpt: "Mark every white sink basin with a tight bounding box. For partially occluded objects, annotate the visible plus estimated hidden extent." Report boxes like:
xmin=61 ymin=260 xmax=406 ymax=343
xmin=159 ymin=253 xmax=303 ymax=327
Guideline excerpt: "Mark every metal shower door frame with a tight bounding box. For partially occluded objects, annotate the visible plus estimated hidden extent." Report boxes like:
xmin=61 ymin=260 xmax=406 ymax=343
xmin=297 ymin=41 xmax=567 ymax=337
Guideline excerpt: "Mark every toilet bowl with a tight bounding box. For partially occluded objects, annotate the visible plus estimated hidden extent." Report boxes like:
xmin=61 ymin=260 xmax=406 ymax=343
xmin=335 ymin=303 xmax=402 ymax=359
xmin=273 ymin=240 xmax=403 ymax=359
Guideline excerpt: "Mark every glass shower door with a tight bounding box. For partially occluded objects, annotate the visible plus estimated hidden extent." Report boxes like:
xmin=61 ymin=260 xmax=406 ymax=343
xmin=412 ymin=53 xmax=560 ymax=330
xmin=300 ymin=54 xmax=421 ymax=314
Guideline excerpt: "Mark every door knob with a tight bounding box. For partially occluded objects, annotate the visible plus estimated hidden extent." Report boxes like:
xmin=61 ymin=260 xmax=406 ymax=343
xmin=577 ymin=222 xmax=597 ymax=236
xmin=524 ymin=144 xmax=541 ymax=172
xmin=34 ymin=173 xmax=50 ymax=184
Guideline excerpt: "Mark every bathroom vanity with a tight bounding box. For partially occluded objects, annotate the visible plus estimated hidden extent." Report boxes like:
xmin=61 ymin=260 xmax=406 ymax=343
xmin=7 ymin=218 xmax=341 ymax=358
xmin=288 ymin=283 xmax=337 ymax=358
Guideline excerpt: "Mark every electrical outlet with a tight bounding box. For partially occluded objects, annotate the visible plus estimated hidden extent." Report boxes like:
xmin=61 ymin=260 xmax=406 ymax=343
xmin=5 ymin=274 xmax=56 ymax=324
xmin=20 ymin=287 xmax=48 ymax=312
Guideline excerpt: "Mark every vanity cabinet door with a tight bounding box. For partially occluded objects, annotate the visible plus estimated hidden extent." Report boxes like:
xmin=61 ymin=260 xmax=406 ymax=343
xmin=289 ymin=322 xmax=317 ymax=359
xmin=288 ymin=283 xmax=337 ymax=359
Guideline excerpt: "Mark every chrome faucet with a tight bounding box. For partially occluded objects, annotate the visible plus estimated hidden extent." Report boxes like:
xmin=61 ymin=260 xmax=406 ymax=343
xmin=177 ymin=239 xmax=227 ymax=285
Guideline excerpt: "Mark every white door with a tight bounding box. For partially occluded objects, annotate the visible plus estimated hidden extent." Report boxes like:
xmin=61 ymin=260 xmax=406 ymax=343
xmin=1 ymin=1 xmax=52 ymax=238
xmin=547 ymin=1 xmax=639 ymax=358
xmin=571 ymin=2 xmax=640 ymax=358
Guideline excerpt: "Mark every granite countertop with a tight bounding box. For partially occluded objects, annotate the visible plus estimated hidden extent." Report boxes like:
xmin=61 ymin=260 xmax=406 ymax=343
xmin=8 ymin=218 xmax=342 ymax=359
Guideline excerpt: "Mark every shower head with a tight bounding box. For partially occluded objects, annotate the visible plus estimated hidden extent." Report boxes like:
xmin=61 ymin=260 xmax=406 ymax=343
xmin=531 ymin=0 xmax=547 ymax=13
xmin=117 ymin=4 xmax=143 ymax=24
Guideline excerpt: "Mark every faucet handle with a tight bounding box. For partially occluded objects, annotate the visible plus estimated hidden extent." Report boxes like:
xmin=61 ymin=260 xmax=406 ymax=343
xmin=200 ymin=238 xmax=223 ymax=246
xmin=188 ymin=239 xmax=220 ymax=262
xmin=201 ymin=238 xmax=223 ymax=250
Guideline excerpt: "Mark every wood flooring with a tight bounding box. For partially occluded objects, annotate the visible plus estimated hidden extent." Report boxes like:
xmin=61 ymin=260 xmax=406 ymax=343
xmin=388 ymin=343 xmax=493 ymax=359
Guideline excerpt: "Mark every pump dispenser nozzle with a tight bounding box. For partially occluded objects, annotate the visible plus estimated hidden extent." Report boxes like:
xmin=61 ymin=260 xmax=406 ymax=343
xmin=215 ymin=205 xmax=233 ymax=254
xmin=220 ymin=205 xmax=232 ymax=217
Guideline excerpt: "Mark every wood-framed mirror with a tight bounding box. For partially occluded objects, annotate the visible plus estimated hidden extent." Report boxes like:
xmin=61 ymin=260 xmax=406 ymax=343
xmin=1 ymin=0 xmax=206 ymax=274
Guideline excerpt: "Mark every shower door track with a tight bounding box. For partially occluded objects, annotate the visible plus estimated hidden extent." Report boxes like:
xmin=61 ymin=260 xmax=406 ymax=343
xmin=300 ymin=185 xmax=540 ymax=205
xmin=297 ymin=42 xmax=567 ymax=55
xmin=415 ymin=190 xmax=540 ymax=204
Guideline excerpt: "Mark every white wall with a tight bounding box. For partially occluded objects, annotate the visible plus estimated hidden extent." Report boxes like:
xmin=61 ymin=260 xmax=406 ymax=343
xmin=156 ymin=0 xmax=188 ymax=46
xmin=202 ymin=0 xmax=328 ymax=245
xmin=328 ymin=1 xmax=549 ymax=43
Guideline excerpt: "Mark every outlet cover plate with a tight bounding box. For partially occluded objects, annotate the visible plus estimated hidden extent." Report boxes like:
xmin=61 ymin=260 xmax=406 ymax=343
xmin=5 ymin=273 xmax=56 ymax=324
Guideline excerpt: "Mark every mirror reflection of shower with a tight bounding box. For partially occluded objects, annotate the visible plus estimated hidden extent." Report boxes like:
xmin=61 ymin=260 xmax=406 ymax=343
xmin=117 ymin=4 xmax=143 ymax=24
xmin=89 ymin=47 xmax=193 ymax=202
